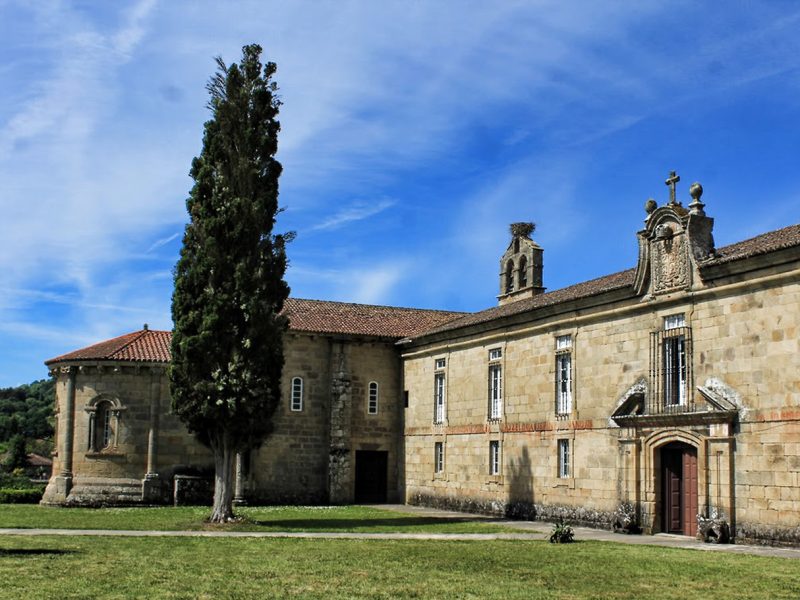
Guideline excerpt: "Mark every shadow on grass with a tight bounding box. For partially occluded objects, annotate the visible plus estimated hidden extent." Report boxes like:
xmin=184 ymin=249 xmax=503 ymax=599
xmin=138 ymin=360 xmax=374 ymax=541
xmin=0 ymin=549 xmax=76 ymax=556
xmin=245 ymin=516 xmax=500 ymax=530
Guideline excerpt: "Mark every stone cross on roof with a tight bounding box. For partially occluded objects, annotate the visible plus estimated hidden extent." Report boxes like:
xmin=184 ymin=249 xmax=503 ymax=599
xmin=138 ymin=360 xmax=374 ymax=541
xmin=665 ymin=170 xmax=680 ymax=205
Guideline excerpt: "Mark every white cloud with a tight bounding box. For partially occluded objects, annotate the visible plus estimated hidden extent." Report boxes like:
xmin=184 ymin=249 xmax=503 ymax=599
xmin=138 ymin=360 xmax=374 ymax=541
xmin=308 ymin=199 xmax=395 ymax=232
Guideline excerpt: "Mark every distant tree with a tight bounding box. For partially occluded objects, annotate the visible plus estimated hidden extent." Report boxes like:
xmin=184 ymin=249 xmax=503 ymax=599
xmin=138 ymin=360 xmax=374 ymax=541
xmin=170 ymin=44 xmax=291 ymax=522
xmin=3 ymin=434 xmax=27 ymax=472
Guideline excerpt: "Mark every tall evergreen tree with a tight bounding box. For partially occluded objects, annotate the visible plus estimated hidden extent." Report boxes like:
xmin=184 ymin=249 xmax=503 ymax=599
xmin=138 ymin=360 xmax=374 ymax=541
xmin=170 ymin=44 xmax=291 ymax=522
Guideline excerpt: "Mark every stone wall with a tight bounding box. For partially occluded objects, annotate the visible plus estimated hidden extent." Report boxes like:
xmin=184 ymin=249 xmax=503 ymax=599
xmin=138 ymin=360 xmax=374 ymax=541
xmin=402 ymin=258 xmax=800 ymax=542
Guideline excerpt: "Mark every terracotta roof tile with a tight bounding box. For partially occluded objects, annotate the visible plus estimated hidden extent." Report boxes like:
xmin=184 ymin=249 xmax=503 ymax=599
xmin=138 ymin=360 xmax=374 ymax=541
xmin=705 ymin=223 xmax=800 ymax=265
xmin=45 ymin=329 xmax=172 ymax=365
xmin=283 ymin=298 xmax=465 ymax=338
xmin=45 ymin=300 xmax=466 ymax=365
xmin=416 ymin=269 xmax=637 ymax=338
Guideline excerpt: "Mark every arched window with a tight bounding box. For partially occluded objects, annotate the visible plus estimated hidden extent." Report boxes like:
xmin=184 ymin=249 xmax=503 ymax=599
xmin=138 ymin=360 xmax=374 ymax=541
xmin=505 ymin=260 xmax=515 ymax=293
xmin=368 ymin=381 xmax=379 ymax=414
xmin=291 ymin=377 xmax=304 ymax=411
xmin=85 ymin=395 xmax=124 ymax=453
xmin=97 ymin=401 xmax=112 ymax=449
xmin=518 ymin=255 xmax=528 ymax=288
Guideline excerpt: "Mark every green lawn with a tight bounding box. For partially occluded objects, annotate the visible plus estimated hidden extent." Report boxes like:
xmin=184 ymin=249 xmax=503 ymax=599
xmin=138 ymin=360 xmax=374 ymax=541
xmin=1 ymin=535 xmax=799 ymax=599
xmin=0 ymin=504 xmax=516 ymax=534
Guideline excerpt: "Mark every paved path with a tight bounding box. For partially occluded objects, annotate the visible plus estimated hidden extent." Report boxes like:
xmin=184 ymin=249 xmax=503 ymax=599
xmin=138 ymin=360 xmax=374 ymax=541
xmin=2 ymin=504 xmax=800 ymax=560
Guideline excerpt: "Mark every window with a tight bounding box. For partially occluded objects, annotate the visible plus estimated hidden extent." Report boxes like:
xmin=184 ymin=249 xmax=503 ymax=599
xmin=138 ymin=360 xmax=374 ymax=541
xmin=651 ymin=313 xmax=692 ymax=410
xmin=434 ymin=373 xmax=446 ymax=424
xmin=489 ymin=441 xmax=501 ymax=475
xmin=555 ymin=335 xmax=572 ymax=415
xmin=558 ymin=439 xmax=570 ymax=478
xmin=488 ymin=348 xmax=503 ymax=419
xmin=97 ymin=402 xmax=112 ymax=449
xmin=290 ymin=377 xmax=304 ymax=411
xmin=434 ymin=358 xmax=446 ymax=370
xmin=434 ymin=442 xmax=444 ymax=473
xmin=368 ymin=381 xmax=379 ymax=414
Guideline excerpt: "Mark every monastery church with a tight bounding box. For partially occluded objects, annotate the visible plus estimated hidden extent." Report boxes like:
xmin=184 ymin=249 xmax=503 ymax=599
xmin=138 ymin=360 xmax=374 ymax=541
xmin=42 ymin=174 xmax=800 ymax=545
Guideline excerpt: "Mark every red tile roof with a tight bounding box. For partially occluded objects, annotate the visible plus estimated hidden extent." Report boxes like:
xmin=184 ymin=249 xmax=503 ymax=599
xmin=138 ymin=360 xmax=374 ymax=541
xmin=705 ymin=223 xmax=800 ymax=265
xmin=45 ymin=300 xmax=465 ymax=365
xmin=45 ymin=328 xmax=172 ymax=365
xmin=282 ymin=298 xmax=465 ymax=338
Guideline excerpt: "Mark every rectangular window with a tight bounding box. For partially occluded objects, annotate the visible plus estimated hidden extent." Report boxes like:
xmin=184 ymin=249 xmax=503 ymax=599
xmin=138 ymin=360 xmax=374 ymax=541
xmin=488 ymin=364 xmax=502 ymax=419
xmin=368 ymin=381 xmax=379 ymax=414
xmin=435 ymin=358 xmax=446 ymax=370
xmin=488 ymin=348 xmax=502 ymax=361
xmin=434 ymin=373 xmax=446 ymax=424
xmin=650 ymin=314 xmax=693 ymax=412
xmin=558 ymin=439 xmax=570 ymax=478
xmin=489 ymin=441 xmax=501 ymax=476
xmin=555 ymin=335 xmax=572 ymax=415
xmin=434 ymin=442 xmax=444 ymax=473
xmin=290 ymin=377 xmax=304 ymax=412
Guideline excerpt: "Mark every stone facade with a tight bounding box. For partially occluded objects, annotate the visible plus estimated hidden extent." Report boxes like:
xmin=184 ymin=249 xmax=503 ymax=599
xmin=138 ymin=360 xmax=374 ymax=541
xmin=40 ymin=175 xmax=800 ymax=545
xmin=401 ymin=179 xmax=800 ymax=545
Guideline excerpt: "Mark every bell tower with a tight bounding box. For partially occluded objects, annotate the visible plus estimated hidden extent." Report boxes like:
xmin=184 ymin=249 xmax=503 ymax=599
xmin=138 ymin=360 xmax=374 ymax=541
xmin=498 ymin=222 xmax=545 ymax=305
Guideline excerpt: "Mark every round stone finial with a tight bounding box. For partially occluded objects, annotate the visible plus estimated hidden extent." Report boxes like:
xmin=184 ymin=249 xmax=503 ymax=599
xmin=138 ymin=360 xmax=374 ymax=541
xmin=689 ymin=182 xmax=703 ymax=201
xmin=645 ymin=198 xmax=657 ymax=214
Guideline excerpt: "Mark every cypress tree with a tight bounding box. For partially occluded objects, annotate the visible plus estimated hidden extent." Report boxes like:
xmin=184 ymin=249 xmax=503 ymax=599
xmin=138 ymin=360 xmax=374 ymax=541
xmin=170 ymin=44 xmax=291 ymax=522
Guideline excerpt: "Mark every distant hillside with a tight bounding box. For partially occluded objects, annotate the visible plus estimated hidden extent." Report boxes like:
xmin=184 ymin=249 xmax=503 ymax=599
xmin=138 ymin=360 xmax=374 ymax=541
xmin=0 ymin=378 xmax=55 ymax=445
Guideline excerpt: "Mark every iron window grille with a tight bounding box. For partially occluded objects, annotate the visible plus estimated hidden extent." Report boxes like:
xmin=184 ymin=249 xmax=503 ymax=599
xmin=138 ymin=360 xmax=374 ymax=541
xmin=433 ymin=372 xmax=446 ymax=424
xmin=649 ymin=319 xmax=694 ymax=414
xmin=558 ymin=439 xmax=570 ymax=478
xmin=555 ymin=335 xmax=572 ymax=416
xmin=488 ymin=364 xmax=503 ymax=420
xmin=434 ymin=442 xmax=444 ymax=473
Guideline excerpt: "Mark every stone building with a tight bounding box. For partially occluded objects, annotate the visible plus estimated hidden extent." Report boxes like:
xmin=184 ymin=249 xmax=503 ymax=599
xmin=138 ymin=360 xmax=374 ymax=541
xmin=41 ymin=299 xmax=463 ymax=506
xmin=42 ymin=174 xmax=800 ymax=545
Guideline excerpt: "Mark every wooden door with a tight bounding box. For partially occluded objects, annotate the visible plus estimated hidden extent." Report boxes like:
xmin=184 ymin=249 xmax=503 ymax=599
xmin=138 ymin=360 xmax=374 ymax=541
xmin=682 ymin=448 xmax=698 ymax=537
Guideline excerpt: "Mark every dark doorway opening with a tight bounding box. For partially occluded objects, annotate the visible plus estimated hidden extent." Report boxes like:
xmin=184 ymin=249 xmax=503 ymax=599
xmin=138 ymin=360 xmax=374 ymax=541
xmin=354 ymin=450 xmax=388 ymax=503
xmin=660 ymin=442 xmax=698 ymax=536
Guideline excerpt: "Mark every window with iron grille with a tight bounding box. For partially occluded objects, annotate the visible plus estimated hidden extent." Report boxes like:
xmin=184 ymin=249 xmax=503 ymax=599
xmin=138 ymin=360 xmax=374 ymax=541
xmin=489 ymin=441 xmax=501 ymax=475
xmin=650 ymin=314 xmax=692 ymax=412
xmin=555 ymin=335 xmax=572 ymax=416
xmin=434 ymin=442 xmax=444 ymax=473
xmin=434 ymin=372 xmax=446 ymax=424
xmin=488 ymin=364 xmax=502 ymax=419
xmin=558 ymin=439 xmax=570 ymax=478
xmin=290 ymin=377 xmax=304 ymax=411
xmin=368 ymin=381 xmax=379 ymax=414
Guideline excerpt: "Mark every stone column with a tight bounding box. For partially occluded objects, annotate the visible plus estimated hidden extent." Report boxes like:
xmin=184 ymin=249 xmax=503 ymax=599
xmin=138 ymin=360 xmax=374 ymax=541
xmin=328 ymin=341 xmax=353 ymax=504
xmin=142 ymin=367 xmax=163 ymax=503
xmin=44 ymin=365 xmax=77 ymax=503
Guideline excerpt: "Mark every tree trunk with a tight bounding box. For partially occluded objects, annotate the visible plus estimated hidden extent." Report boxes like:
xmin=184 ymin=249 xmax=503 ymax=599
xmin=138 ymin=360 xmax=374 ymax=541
xmin=209 ymin=436 xmax=237 ymax=523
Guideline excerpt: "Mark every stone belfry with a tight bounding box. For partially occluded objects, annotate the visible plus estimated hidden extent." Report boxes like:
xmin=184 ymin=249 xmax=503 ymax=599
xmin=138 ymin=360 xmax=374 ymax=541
xmin=498 ymin=222 xmax=545 ymax=305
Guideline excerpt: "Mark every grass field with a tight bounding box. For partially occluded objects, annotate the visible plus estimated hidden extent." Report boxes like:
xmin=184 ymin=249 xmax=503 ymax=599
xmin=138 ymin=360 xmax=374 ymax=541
xmin=0 ymin=504 xmax=517 ymax=534
xmin=1 ymin=535 xmax=800 ymax=599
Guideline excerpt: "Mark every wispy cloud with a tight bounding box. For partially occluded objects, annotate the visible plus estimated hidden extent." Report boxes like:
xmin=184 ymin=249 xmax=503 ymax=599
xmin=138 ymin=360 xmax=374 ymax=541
xmin=146 ymin=232 xmax=182 ymax=253
xmin=308 ymin=198 xmax=395 ymax=232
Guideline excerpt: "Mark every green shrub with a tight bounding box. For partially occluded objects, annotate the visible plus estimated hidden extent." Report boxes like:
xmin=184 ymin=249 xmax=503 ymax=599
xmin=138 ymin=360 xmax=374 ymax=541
xmin=0 ymin=486 xmax=44 ymax=504
xmin=548 ymin=518 xmax=575 ymax=543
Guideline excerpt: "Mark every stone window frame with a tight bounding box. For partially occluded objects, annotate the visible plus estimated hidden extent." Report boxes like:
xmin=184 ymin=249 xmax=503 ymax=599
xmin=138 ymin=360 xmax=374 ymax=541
xmin=367 ymin=381 xmax=379 ymax=415
xmin=650 ymin=313 xmax=693 ymax=412
xmin=557 ymin=438 xmax=570 ymax=478
xmin=433 ymin=357 xmax=447 ymax=424
xmin=489 ymin=440 xmax=501 ymax=476
xmin=487 ymin=348 xmax=503 ymax=421
xmin=555 ymin=334 xmax=573 ymax=417
xmin=434 ymin=441 xmax=445 ymax=474
xmin=84 ymin=394 xmax=126 ymax=455
xmin=290 ymin=376 xmax=304 ymax=412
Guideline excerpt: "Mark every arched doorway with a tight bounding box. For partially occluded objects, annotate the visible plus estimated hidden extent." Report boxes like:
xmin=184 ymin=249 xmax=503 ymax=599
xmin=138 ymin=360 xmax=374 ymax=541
xmin=660 ymin=442 xmax=698 ymax=536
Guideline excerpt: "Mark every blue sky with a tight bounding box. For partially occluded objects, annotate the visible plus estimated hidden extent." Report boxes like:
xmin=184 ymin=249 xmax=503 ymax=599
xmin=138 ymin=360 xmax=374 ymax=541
xmin=1 ymin=1 xmax=800 ymax=386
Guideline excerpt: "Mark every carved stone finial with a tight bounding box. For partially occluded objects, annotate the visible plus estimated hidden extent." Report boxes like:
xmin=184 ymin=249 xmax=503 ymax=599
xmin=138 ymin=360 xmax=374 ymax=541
xmin=665 ymin=171 xmax=680 ymax=205
xmin=143 ymin=323 xmax=149 ymax=331
xmin=689 ymin=182 xmax=705 ymax=215
xmin=645 ymin=198 xmax=657 ymax=214
xmin=510 ymin=222 xmax=535 ymax=239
